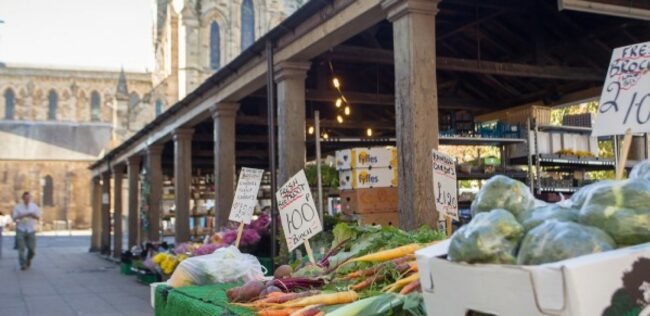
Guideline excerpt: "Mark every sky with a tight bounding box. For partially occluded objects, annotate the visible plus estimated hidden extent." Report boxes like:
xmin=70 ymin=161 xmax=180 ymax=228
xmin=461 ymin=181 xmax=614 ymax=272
xmin=0 ymin=0 xmax=153 ymax=72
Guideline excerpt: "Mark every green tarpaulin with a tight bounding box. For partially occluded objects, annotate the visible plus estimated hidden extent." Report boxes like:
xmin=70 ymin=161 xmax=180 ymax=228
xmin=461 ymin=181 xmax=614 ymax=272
xmin=155 ymin=283 xmax=255 ymax=316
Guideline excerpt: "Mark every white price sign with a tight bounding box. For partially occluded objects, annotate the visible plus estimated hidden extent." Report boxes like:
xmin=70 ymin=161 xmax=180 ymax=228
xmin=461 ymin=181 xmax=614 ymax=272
xmin=593 ymin=41 xmax=650 ymax=137
xmin=432 ymin=150 xmax=458 ymax=221
xmin=228 ymin=167 xmax=264 ymax=224
xmin=276 ymin=170 xmax=323 ymax=252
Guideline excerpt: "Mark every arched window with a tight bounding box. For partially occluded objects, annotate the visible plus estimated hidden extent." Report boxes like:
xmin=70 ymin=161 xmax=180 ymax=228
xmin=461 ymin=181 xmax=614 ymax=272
xmin=42 ymin=175 xmax=54 ymax=207
xmin=4 ymin=88 xmax=15 ymax=119
xmin=129 ymin=92 xmax=140 ymax=108
xmin=241 ymin=0 xmax=255 ymax=50
xmin=48 ymin=90 xmax=58 ymax=120
xmin=155 ymin=99 xmax=163 ymax=116
xmin=90 ymin=90 xmax=101 ymax=121
xmin=210 ymin=21 xmax=221 ymax=71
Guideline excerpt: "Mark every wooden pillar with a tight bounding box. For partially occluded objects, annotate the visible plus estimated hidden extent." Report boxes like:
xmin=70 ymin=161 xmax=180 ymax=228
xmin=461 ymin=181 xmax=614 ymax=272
xmin=275 ymin=61 xmax=310 ymax=185
xmin=112 ymin=164 xmax=125 ymax=258
xmin=146 ymin=144 xmax=164 ymax=241
xmin=173 ymin=128 xmax=194 ymax=243
xmin=90 ymin=177 xmax=102 ymax=252
xmin=127 ymin=155 xmax=141 ymax=248
xmin=100 ymin=171 xmax=112 ymax=254
xmin=383 ymin=0 xmax=440 ymax=229
xmin=211 ymin=102 xmax=239 ymax=230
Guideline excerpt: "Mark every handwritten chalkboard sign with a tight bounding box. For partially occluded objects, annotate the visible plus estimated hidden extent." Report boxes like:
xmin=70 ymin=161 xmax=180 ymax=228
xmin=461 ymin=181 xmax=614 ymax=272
xmin=229 ymin=167 xmax=264 ymax=224
xmin=593 ymin=41 xmax=650 ymax=137
xmin=432 ymin=150 xmax=458 ymax=221
xmin=276 ymin=170 xmax=323 ymax=252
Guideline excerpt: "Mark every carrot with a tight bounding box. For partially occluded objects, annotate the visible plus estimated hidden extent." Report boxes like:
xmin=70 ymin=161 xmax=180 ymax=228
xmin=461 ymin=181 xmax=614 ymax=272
xmin=343 ymin=243 xmax=427 ymax=266
xmin=272 ymin=291 xmax=359 ymax=308
xmin=314 ymin=313 xmax=325 ymax=316
xmin=289 ymin=304 xmax=323 ymax=316
xmin=266 ymin=292 xmax=285 ymax=298
xmin=258 ymin=308 xmax=300 ymax=316
xmin=351 ymin=274 xmax=386 ymax=291
xmin=340 ymin=255 xmax=415 ymax=280
xmin=399 ymin=279 xmax=421 ymax=295
xmin=382 ymin=273 xmax=420 ymax=292
xmin=235 ymin=290 xmax=320 ymax=308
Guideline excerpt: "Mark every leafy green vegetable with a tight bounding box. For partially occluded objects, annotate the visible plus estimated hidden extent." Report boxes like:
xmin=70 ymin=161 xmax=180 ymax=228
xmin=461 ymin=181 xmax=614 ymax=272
xmin=471 ymin=175 xmax=536 ymax=218
xmin=518 ymin=204 xmax=579 ymax=231
xmin=517 ymin=220 xmax=616 ymax=265
xmin=448 ymin=209 xmax=524 ymax=264
xmin=332 ymin=223 xmax=358 ymax=249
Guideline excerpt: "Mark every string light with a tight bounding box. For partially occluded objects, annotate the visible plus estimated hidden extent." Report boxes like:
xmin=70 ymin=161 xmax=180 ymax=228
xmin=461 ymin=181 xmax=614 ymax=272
xmin=366 ymin=128 xmax=373 ymax=137
xmin=337 ymin=115 xmax=343 ymax=124
xmin=332 ymin=78 xmax=341 ymax=89
xmin=322 ymin=132 xmax=329 ymax=139
xmin=344 ymin=106 xmax=350 ymax=116
xmin=335 ymin=98 xmax=342 ymax=108
xmin=308 ymin=126 xmax=314 ymax=135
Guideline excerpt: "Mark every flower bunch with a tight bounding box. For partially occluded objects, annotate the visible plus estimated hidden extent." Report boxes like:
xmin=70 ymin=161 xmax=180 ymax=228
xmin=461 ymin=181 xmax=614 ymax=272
xmin=152 ymin=252 xmax=188 ymax=275
xmin=192 ymin=243 xmax=225 ymax=256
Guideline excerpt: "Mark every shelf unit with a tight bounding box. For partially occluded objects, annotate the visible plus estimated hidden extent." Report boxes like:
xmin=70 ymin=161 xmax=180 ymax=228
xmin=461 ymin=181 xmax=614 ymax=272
xmin=160 ymin=175 xmax=216 ymax=239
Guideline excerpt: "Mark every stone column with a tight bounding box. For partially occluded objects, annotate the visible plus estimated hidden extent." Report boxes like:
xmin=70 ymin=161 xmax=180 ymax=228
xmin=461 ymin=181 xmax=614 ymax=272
xmin=146 ymin=144 xmax=164 ymax=241
xmin=127 ymin=155 xmax=141 ymax=248
xmin=101 ymin=171 xmax=112 ymax=255
xmin=112 ymin=164 xmax=125 ymax=258
xmin=174 ymin=128 xmax=194 ymax=243
xmin=211 ymin=102 xmax=239 ymax=230
xmin=274 ymin=61 xmax=310 ymax=185
xmin=382 ymin=0 xmax=440 ymax=229
xmin=90 ymin=177 xmax=102 ymax=252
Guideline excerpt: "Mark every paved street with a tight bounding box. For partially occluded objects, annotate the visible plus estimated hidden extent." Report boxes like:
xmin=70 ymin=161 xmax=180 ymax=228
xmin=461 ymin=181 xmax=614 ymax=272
xmin=0 ymin=234 xmax=152 ymax=316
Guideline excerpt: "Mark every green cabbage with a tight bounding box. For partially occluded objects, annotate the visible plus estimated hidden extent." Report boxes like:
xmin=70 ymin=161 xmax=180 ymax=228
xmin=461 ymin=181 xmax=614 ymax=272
xmin=448 ymin=209 xmax=524 ymax=264
xmin=579 ymin=179 xmax=650 ymax=245
xmin=518 ymin=204 xmax=579 ymax=232
xmin=630 ymin=160 xmax=650 ymax=181
xmin=470 ymin=175 xmax=535 ymax=218
xmin=517 ymin=220 xmax=616 ymax=265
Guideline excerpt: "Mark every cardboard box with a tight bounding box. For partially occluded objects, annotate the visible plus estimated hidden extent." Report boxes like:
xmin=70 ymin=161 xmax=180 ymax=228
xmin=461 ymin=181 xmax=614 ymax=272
xmin=335 ymin=147 xmax=397 ymax=171
xmin=416 ymin=240 xmax=650 ymax=316
xmin=357 ymin=212 xmax=399 ymax=226
xmin=340 ymin=188 xmax=398 ymax=214
xmin=338 ymin=167 xmax=397 ymax=190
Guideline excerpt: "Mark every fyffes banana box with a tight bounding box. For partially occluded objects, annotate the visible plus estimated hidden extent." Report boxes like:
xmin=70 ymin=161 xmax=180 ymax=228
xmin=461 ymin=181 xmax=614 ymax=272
xmin=335 ymin=147 xmax=397 ymax=171
xmin=338 ymin=166 xmax=397 ymax=189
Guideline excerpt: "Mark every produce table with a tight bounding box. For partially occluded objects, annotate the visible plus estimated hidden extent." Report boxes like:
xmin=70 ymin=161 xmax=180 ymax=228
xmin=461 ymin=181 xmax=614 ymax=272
xmin=154 ymin=283 xmax=255 ymax=316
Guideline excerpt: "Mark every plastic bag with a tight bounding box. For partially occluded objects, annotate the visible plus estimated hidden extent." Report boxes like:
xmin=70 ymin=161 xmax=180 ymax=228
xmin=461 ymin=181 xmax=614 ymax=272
xmin=167 ymin=246 xmax=266 ymax=288
xmin=570 ymin=180 xmax=615 ymax=209
xmin=470 ymin=175 xmax=535 ymax=218
xmin=579 ymin=179 xmax=650 ymax=245
xmin=517 ymin=203 xmax=579 ymax=232
xmin=630 ymin=160 xmax=650 ymax=181
xmin=517 ymin=220 xmax=616 ymax=265
xmin=448 ymin=209 xmax=524 ymax=264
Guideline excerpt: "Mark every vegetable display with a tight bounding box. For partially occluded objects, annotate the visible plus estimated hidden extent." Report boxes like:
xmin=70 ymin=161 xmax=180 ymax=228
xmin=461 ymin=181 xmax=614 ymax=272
xmin=517 ymin=203 xmax=579 ymax=232
xmin=470 ymin=175 xmax=536 ymax=218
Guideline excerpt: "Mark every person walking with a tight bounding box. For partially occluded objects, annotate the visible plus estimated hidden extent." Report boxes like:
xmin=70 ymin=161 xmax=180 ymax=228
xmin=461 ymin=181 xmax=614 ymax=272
xmin=12 ymin=192 xmax=41 ymax=270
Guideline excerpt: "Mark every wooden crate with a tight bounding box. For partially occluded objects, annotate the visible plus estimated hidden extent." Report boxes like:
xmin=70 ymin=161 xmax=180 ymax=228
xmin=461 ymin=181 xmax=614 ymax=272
xmin=476 ymin=103 xmax=552 ymax=125
xmin=340 ymin=188 xmax=398 ymax=215
xmin=357 ymin=212 xmax=399 ymax=227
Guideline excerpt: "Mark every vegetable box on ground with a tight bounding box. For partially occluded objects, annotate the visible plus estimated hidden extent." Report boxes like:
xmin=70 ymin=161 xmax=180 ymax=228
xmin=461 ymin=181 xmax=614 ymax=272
xmin=416 ymin=239 xmax=650 ymax=316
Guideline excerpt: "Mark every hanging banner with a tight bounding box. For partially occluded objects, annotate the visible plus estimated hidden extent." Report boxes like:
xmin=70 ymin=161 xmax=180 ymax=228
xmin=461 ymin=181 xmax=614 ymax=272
xmin=593 ymin=41 xmax=650 ymax=137
xmin=229 ymin=167 xmax=264 ymax=224
xmin=276 ymin=170 xmax=323 ymax=252
xmin=432 ymin=149 xmax=459 ymax=221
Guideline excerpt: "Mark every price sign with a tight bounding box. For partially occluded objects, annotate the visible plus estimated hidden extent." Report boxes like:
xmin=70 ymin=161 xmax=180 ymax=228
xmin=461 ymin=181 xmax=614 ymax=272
xmin=276 ymin=170 xmax=323 ymax=252
xmin=432 ymin=150 xmax=458 ymax=221
xmin=593 ymin=41 xmax=650 ymax=137
xmin=228 ymin=167 xmax=264 ymax=224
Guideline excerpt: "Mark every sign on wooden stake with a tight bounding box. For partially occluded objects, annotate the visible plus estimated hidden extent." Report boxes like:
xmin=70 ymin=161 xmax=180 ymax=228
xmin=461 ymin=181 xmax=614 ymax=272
xmin=228 ymin=167 xmax=264 ymax=248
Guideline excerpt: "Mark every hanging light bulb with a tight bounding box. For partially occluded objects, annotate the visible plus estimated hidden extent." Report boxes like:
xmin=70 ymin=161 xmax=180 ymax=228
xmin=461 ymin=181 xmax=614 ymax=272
xmin=332 ymin=77 xmax=341 ymax=89
xmin=344 ymin=106 xmax=350 ymax=116
xmin=308 ymin=126 xmax=314 ymax=135
xmin=337 ymin=115 xmax=343 ymax=124
xmin=322 ymin=132 xmax=329 ymax=139
xmin=366 ymin=128 xmax=373 ymax=137
xmin=335 ymin=98 xmax=342 ymax=108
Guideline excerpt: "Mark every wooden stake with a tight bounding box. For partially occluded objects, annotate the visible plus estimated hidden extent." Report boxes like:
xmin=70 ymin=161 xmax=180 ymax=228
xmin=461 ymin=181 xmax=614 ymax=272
xmin=445 ymin=216 xmax=453 ymax=237
xmin=616 ymin=129 xmax=633 ymax=180
xmin=304 ymin=238 xmax=316 ymax=265
xmin=235 ymin=222 xmax=245 ymax=248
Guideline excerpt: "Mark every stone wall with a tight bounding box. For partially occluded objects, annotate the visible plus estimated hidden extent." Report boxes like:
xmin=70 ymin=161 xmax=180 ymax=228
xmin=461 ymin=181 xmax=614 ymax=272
xmin=0 ymin=160 xmax=93 ymax=230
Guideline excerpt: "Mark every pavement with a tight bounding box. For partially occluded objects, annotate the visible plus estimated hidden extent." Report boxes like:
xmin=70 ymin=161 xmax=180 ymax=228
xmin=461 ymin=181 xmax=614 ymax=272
xmin=0 ymin=233 xmax=153 ymax=316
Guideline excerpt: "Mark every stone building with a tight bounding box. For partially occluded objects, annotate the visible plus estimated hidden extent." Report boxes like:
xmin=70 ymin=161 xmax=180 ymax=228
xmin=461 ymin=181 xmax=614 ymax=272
xmin=0 ymin=0 xmax=305 ymax=230
xmin=0 ymin=65 xmax=153 ymax=229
